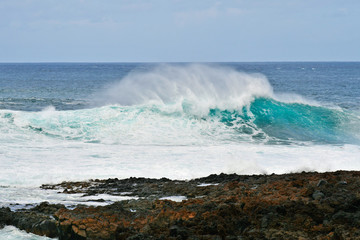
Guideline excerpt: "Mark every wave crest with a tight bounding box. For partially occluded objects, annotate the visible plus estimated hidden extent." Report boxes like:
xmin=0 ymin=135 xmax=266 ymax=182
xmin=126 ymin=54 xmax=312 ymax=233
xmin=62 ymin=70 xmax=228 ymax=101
xmin=93 ymin=64 xmax=273 ymax=116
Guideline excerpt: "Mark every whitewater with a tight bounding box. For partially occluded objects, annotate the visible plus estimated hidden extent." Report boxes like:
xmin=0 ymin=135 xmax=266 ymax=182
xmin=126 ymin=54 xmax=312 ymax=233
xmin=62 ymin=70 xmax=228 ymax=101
xmin=0 ymin=63 xmax=360 ymax=239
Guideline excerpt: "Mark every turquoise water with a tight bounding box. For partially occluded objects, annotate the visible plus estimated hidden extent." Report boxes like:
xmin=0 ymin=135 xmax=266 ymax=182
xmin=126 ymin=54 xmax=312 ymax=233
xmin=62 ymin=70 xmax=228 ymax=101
xmin=207 ymin=98 xmax=358 ymax=144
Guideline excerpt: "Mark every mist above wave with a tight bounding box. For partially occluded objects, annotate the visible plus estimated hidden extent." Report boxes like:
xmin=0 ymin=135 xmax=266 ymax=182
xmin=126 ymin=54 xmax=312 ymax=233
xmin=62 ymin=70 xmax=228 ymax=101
xmin=93 ymin=64 xmax=274 ymax=116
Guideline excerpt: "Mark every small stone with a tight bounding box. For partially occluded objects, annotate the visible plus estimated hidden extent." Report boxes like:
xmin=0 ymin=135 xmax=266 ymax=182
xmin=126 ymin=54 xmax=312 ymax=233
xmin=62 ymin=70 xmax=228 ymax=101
xmin=169 ymin=225 xmax=188 ymax=239
xmin=312 ymin=190 xmax=325 ymax=200
xmin=336 ymin=181 xmax=347 ymax=186
xmin=332 ymin=210 xmax=352 ymax=224
xmin=39 ymin=220 xmax=58 ymax=238
xmin=261 ymin=216 xmax=269 ymax=228
xmin=317 ymin=179 xmax=328 ymax=187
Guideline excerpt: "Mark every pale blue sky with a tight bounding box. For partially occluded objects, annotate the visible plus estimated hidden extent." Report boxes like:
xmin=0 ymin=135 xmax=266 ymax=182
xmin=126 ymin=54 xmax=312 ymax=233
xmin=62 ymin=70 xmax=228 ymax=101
xmin=1 ymin=0 xmax=359 ymax=62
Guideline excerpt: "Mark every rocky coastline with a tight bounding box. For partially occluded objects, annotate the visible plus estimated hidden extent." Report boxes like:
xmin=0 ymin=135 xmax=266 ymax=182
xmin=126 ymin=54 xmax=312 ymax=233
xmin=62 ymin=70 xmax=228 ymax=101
xmin=1 ymin=171 xmax=360 ymax=239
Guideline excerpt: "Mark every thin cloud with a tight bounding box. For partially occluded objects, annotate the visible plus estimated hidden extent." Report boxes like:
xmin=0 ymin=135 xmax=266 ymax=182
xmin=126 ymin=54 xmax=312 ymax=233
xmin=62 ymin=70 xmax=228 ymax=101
xmin=175 ymin=6 xmax=219 ymax=25
xmin=25 ymin=18 xmax=127 ymax=30
xmin=225 ymin=7 xmax=243 ymax=16
xmin=175 ymin=3 xmax=244 ymax=26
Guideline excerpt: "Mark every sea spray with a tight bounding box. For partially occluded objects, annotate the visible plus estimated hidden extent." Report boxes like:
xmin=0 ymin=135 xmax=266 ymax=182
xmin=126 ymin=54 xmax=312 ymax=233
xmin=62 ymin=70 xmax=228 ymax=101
xmin=93 ymin=64 xmax=274 ymax=115
xmin=0 ymin=226 xmax=54 ymax=240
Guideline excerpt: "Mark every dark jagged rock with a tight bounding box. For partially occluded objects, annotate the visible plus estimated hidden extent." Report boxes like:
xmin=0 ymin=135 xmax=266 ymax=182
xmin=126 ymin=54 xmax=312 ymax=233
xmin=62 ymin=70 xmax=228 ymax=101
xmin=4 ymin=171 xmax=360 ymax=239
xmin=0 ymin=207 xmax=12 ymax=228
xmin=0 ymin=202 xmax=62 ymax=238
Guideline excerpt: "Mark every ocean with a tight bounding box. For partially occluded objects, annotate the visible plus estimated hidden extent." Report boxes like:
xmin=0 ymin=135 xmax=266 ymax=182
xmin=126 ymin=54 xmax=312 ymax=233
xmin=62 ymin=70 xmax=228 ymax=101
xmin=0 ymin=62 xmax=360 ymax=239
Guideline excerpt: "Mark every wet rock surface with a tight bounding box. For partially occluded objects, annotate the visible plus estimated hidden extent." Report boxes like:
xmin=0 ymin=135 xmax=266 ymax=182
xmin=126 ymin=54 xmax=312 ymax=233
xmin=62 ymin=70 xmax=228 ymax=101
xmin=2 ymin=171 xmax=360 ymax=239
xmin=0 ymin=202 xmax=63 ymax=238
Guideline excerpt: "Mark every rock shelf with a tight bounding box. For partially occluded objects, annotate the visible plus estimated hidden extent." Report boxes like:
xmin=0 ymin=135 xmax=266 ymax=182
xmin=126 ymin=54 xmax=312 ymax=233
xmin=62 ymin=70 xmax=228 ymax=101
xmin=2 ymin=171 xmax=360 ymax=239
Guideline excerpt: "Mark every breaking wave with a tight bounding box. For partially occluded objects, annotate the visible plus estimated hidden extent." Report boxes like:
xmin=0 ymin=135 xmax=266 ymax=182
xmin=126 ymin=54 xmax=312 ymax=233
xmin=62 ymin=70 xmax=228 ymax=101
xmin=0 ymin=64 xmax=359 ymax=146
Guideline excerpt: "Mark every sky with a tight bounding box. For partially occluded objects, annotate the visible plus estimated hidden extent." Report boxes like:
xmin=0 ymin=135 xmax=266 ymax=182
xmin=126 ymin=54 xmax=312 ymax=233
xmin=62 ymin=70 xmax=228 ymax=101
xmin=0 ymin=0 xmax=359 ymax=62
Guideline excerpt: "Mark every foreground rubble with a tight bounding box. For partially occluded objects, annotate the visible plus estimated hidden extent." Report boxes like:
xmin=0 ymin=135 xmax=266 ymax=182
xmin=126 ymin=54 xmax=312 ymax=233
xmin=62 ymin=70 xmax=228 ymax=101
xmin=2 ymin=171 xmax=360 ymax=239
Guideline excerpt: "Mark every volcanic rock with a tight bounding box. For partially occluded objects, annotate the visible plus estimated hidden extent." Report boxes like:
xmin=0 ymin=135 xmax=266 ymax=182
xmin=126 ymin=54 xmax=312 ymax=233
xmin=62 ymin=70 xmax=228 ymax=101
xmin=3 ymin=171 xmax=360 ymax=239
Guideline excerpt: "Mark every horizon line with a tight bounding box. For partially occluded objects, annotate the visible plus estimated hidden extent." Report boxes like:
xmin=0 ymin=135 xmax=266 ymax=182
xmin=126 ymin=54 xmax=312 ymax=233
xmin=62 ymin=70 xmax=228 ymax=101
xmin=1 ymin=60 xmax=360 ymax=64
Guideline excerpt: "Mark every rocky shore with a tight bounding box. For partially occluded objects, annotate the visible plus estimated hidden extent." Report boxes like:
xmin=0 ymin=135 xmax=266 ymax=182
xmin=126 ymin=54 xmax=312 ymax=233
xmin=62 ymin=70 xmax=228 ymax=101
xmin=2 ymin=171 xmax=360 ymax=239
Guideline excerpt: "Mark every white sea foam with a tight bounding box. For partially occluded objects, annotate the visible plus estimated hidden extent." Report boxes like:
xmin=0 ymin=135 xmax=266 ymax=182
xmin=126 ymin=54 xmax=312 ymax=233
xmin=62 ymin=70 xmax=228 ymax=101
xmin=273 ymin=92 xmax=321 ymax=106
xmin=0 ymin=226 xmax=55 ymax=240
xmin=1 ymin=136 xmax=360 ymax=208
xmin=93 ymin=64 xmax=325 ymax=113
xmin=197 ymin=183 xmax=219 ymax=187
xmin=93 ymin=64 xmax=274 ymax=116
xmin=0 ymin=185 xmax=138 ymax=211
xmin=159 ymin=196 xmax=187 ymax=202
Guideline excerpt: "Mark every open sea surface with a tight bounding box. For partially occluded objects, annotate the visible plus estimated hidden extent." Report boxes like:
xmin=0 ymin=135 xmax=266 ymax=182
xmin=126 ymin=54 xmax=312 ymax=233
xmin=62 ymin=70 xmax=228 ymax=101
xmin=0 ymin=62 xmax=359 ymax=239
